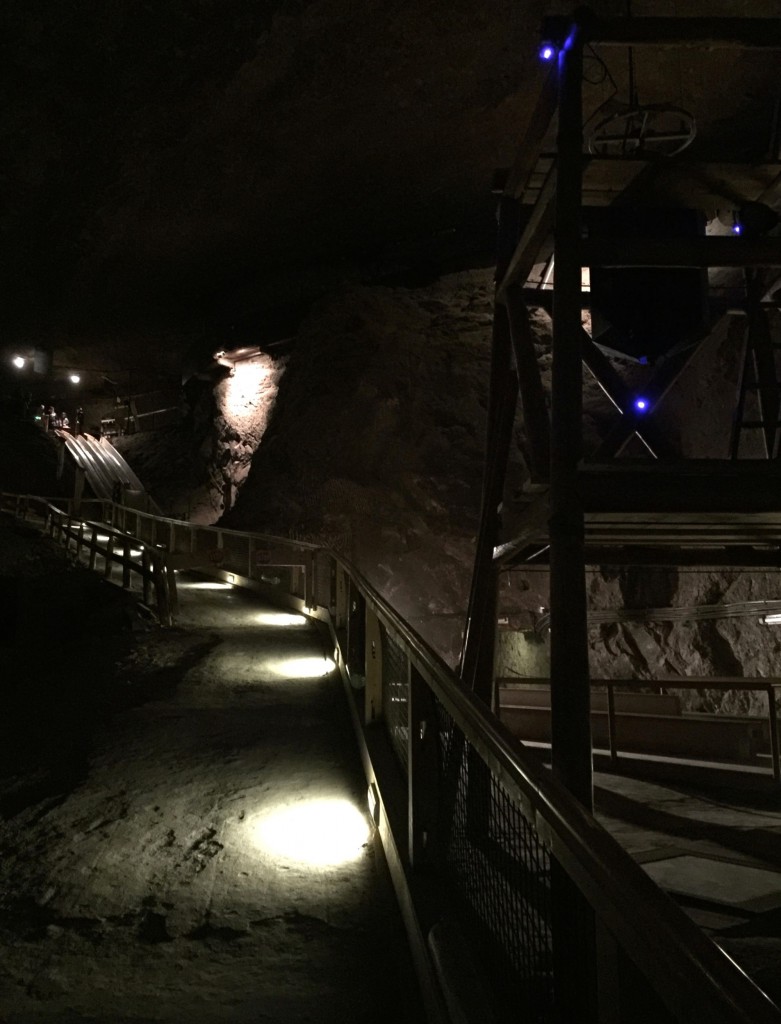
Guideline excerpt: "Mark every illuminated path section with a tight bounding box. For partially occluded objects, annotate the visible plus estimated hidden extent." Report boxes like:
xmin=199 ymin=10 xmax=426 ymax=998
xmin=0 ymin=573 xmax=423 ymax=1023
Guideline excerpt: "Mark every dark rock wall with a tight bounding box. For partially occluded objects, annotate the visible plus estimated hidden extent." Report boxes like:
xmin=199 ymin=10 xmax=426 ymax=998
xmin=224 ymin=270 xmax=496 ymax=660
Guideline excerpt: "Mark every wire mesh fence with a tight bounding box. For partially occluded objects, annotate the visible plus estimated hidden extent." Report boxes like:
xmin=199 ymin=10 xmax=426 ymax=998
xmin=433 ymin=699 xmax=555 ymax=1021
xmin=381 ymin=623 xmax=410 ymax=775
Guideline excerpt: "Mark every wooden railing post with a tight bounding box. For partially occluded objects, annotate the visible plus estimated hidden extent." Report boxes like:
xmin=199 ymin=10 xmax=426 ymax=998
xmin=768 ymin=685 xmax=780 ymax=783
xmin=408 ymin=663 xmax=440 ymax=868
xmin=335 ymin=565 xmax=348 ymax=629
xmin=167 ymin=566 xmax=178 ymax=618
xmin=104 ymin=534 xmax=114 ymax=580
xmin=142 ymin=548 xmax=152 ymax=605
xmin=607 ymin=684 xmax=618 ymax=765
xmin=365 ymin=605 xmax=383 ymax=724
xmin=152 ymin=551 xmax=171 ymax=625
xmin=122 ymin=538 xmax=131 ymax=588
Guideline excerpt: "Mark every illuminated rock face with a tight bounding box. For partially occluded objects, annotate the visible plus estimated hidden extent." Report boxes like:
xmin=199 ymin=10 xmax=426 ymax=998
xmin=224 ymin=269 xmax=498 ymax=662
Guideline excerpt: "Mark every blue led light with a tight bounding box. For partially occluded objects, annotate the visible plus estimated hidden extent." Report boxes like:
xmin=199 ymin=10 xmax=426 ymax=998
xmin=634 ymin=397 xmax=649 ymax=413
xmin=539 ymin=44 xmax=556 ymax=61
xmin=732 ymin=223 xmax=742 ymax=235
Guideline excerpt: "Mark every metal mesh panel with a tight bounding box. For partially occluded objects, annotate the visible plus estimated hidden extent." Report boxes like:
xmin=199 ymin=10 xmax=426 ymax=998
xmin=381 ymin=624 xmax=409 ymax=775
xmin=434 ymin=701 xmax=554 ymax=1021
xmin=314 ymin=552 xmax=332 ymax=608
xmin=221 ymin=532 xmax=247 ymax=573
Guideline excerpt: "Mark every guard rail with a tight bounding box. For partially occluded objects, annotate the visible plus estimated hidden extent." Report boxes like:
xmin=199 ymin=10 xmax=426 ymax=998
xmin=2 ymin=491 xmax=779 ymax=1024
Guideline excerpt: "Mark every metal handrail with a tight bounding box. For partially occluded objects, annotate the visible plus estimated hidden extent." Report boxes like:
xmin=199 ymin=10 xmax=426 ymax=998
xmin=498 ymin=675 xmax=781 ymax=781
xmin=326 ymin=549 xmax=781 ymax=1022
xmin=6 ymin=491 xmax=779 ymax=1022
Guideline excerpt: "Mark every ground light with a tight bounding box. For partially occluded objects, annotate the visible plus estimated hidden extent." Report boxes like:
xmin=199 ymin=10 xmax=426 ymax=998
xmin=176 ymin=580 xmax=234 ymax=590
xmin=539 ymin=43 xmax=556 ymax=61
xmin=69 ymin=374 xmax=81 ymax=384
xmin=252 ymin=798 xmax=370 ymax=867
xmin=12 ymin=356 xmax=25 ymax=369
xmin=255 ymin=612 xmax=308 ymax=627
xmin=267 ymin=656 xmax=336 ymax=679
xmin=634 ymin=397 xmax=650 ymax=413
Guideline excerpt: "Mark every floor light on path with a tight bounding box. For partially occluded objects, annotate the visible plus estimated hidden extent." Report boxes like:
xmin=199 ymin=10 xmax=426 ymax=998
xmin=267 ymin=656 xmax=336 ymax=679
xmin=255 ymin=612 xmax=308 ymax=627
xmin=252 ymin=798 xmax=371 ymax=867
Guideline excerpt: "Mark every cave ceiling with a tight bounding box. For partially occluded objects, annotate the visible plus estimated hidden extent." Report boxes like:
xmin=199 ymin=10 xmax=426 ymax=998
xmin=2 ymin=0 xmax=780 ymax=349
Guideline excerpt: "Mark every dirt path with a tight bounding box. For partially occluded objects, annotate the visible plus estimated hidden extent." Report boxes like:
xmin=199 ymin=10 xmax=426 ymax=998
xmin=0 ymin=576 xmax=421 ymax=1023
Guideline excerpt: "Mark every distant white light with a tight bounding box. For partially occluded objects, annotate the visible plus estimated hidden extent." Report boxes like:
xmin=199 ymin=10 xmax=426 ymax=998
xmin=255 ymin=612 xmax=308 ymax=627
xmin=12 ymin=356 xmax=25 ymax=369
xmin=177 ymin=580 xmax=233 ymax=590
xmin=267 ymin=656 xmax=336 ymax=679
xmin=252 ymin=798 xmax=370 ymax=867
xmin=69 ymin=374 xmax=81 ymax=384
xmin=223 ymin=360 xmax=271 ymax=417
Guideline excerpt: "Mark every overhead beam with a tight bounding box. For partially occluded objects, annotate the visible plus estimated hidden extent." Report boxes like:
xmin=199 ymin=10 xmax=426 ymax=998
xmin=542 ymin=15 xmax=781 ymax=49
xmin=578 ymin=462 xmax=781 ymax=514
xmin=583 ymin=237 xmax=781 ymax=269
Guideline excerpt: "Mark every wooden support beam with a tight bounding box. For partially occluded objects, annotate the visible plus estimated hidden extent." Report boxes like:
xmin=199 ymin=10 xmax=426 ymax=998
xmin=583 ymin=236 xmax=781 ymax=269
xmin=502 ymin=67 xmax=558 ymax=199
xmin=578 ymin=461 xmax=781 ymax=514
xmin=460 ymin=302 xmax=519 ymax=703
xmin=746 ymin=271 xmax=780 ymax=457
xmin=580 ymin=332 xmax=678 ymax=459
xmin=493 ymin=493 xmax=551 ymax=567
xmin=496 ymin=165 xmax=556 ymax=300
xmin=505 ymin=285 xmax=551 ymax=481
xmin=593 ymin=343 xmax=701 ymax=459
xmin=542 ymin=15 xmax=781 ymax=49
xmin=549 ymin=33 xmax=593 ymax=812
xmin=582 ymin=546 xmax=781 ymax=568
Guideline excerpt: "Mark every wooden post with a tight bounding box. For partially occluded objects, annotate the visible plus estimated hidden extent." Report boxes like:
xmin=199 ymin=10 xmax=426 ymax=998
xmin=607 ymin=684 xmax=618 ymax=765
xmin=505 ymin=284 xmax=551 ymax=480
xmin=88 ymin=527 xmax=97 ymax=571
xmin=142 ymin=549 xmax=152 ymax=605
xmin=305 ymin=552 xmax=316 ymax=609
xmin=104 ymin=534 xmax=114 ymax=579
xmin=347 ymin=585 xmax=366 ymax=685
xmin=365 ymin=605 xmax=383 ymax=724
xmin=408 ymin=662 xmax=440 ymax=868
xmin=460 ymin=305 xmax=519 ymax=705
xmin=335 ymin=566 xmax=348 ymax=629
xmin=153 ymin=552 xmax=171 ymax=626
xmin=550 ymin=22 xmax=592 ymax=809
xmin=122 ymin=538 xmax=131 ymax=588
xmin=550 ymin=24 xmax=598 ymax=1024
xmin=768 ymin=685 xmax=780 ymax=784
xmin=166 ymin=566 xmax=179 ymax=619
